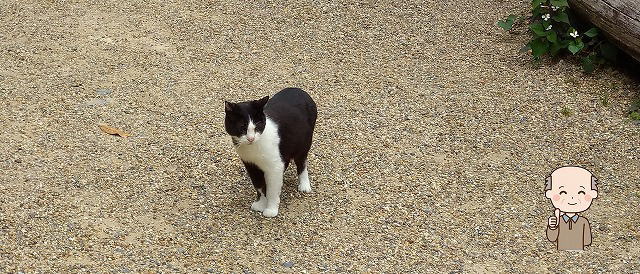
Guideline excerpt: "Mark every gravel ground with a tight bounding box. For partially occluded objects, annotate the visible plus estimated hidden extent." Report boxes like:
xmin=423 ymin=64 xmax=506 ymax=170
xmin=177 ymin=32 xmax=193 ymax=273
xmin=1 ymin=0 xmax=639 ymax=272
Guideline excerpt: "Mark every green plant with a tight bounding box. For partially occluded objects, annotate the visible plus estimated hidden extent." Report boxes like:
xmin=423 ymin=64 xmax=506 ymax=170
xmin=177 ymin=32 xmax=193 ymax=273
xmin=498 ymin=0 xmax=618 ymax=72
xmin=561 ymin=106 xmax=573 ymax=117
xmin=497 ymin=15 xmax=522 ymax=31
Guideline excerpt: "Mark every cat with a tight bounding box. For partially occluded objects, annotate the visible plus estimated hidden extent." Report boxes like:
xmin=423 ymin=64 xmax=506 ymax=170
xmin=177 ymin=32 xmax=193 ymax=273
xmin=224 ymin=87 xmax=317 ymax=217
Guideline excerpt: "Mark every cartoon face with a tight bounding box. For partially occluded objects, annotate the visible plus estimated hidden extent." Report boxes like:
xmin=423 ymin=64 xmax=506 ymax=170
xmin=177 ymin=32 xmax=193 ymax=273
xmin=545 ymin=167 xmax=598 ymax=213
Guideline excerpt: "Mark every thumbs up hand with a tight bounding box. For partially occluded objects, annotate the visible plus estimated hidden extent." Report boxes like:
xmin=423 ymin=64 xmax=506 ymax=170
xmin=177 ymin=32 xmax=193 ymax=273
xmin=548 ymin=208 xmax=560 ymax=228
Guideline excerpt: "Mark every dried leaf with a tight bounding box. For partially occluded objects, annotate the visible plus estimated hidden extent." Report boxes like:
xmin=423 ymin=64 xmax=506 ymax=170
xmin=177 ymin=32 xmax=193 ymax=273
xmin=99 ymin=124 xmax=130 ymax=138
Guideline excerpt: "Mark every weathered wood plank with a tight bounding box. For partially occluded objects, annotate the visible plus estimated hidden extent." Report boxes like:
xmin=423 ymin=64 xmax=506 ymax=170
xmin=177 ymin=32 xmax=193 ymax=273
xmin=569 ymin=0 xmax=640 ymax=62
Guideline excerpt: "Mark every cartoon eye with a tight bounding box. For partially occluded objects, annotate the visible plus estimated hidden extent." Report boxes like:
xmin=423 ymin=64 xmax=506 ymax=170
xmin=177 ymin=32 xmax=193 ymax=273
xmin=578 ymin=191 xmax=585 ymax=195
xmin=559 ymin=191 xmax=567 ymax=195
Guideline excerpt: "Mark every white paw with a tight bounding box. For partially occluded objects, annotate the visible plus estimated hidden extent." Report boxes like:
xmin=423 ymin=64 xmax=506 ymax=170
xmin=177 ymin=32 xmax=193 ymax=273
xmin=298 ymin=181 xmax=312 ymax=193
xmin=297 ymin=168 xmax=312 ymax=193
xmin=262 ymin=207 xmax=279 ymax=218
xmin=251 ymin=200 xmax=266 ymax=212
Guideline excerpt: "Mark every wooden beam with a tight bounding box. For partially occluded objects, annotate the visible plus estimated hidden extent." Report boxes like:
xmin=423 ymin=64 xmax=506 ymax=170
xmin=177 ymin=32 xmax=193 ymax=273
xmin=569 ymin=0 xmax=640 ymax=62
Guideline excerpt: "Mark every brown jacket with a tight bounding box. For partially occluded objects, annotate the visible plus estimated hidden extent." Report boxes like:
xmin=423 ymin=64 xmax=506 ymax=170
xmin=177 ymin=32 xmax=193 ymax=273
xmin=547 ymin=214 xmax=592 ymax=250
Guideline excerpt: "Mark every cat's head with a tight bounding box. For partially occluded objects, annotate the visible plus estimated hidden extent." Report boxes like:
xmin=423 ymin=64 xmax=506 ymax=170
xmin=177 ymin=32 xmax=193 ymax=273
xmin=224 ymin=96 xmax=269 ymax=146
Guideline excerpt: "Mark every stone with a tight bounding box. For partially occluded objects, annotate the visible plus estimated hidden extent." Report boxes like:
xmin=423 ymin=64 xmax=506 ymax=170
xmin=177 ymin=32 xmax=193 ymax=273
xmin=84 ymin=98 xmax=108 ymax=106
xmin=97 ymin=89 xmax=112 ymax=95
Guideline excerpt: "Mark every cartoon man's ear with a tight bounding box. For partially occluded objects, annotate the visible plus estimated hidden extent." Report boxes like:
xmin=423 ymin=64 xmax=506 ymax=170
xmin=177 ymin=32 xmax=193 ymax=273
xmin=544 ymin=176 xmax=553 ymax=199
xmin=590 ymin=176 xmax=599 ymax=199
xmin=545 ymin=190 xmax=553 ymax=199
xmin=225 ymin=101 xmax=235 ymax=112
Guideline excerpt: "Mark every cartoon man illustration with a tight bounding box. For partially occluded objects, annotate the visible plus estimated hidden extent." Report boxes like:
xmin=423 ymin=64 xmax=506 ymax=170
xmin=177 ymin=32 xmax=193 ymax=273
xmin=544 ymin=166 xmax=598 ymax=250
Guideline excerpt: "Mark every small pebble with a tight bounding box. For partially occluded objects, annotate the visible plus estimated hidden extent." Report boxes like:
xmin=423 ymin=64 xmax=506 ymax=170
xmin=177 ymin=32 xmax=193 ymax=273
xmin=97 ymin=89 xmax=112 ymax=95
xmin=84 ymin=98 xmax=108 ymax=106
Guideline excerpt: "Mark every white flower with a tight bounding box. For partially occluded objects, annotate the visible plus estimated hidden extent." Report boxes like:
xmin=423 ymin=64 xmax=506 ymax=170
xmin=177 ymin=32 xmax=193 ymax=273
xmin=542 ymin=14 xmax=551 ymax=21
xmin=546 ymin=24 xmax=553 ymax=30
xmin=551 ymin=6 xmax=559 ymax=11
xmin=569 ymin=30 xmax=579 ymax=38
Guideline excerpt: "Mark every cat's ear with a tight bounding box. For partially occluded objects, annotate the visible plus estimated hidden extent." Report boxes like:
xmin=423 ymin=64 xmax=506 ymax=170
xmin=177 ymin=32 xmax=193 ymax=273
xmin=224 ymin=101 xmax=236 ymax=112
xmin=254 ymin=96 xmax=269 ymax=108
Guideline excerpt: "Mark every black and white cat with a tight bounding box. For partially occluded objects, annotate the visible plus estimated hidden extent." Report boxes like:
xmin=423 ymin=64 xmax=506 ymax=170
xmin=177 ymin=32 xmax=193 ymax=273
xmin=224 ymin=88 xmax=317 ymax=217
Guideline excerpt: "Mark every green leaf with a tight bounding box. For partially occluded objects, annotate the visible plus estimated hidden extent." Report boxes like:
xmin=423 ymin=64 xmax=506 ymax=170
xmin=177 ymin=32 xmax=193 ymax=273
xmin=532 ymin=0 xmax=546 ymax=8
xmin=581 ymin=56 xmax=595 ymax=73
xmin=498 ymin=15 xmax=517 ymax=30
xmin=530 ymin=22 xmax=547 ymax=37
xmin=568 ymin=44 xmax=578 ymax=54
xmin=550 ymin=42 xmax=563 ymax=55
xmin=630 ymin=112 xmax=640 ymax=121
xmin=546 ymin=31 xmax=558 ymax=43
xmin=568 ymin=38 xmax=584 ymax=54
xmin=600 ymin=42 xmax=618 ymax=62
xmin=592 ymin=54 xmax=605 ymax=64
xmin=552 ymin=12 xmax=570 ymax=24
xmin=530 ymin=38 xmax=550 ymax=58
xmin=532 ymin=6 xmax=545 ymax=17
xmin=584 ymin=27 xmax=599 ymax=37
xmin=497 ymin=21 xmax=512 ymax=31
xmin=550 ymin=0 xmax=569 ymax=7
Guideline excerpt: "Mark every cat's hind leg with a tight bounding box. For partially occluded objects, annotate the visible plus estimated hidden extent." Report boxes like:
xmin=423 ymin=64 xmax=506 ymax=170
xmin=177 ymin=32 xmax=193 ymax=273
xmin=295 ymin=154 xmax=312 ymax=193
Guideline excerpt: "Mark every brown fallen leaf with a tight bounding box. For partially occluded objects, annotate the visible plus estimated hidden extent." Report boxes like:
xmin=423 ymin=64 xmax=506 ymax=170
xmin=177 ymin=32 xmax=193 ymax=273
xmin=98 ymin=123 xmax=130 ymax=138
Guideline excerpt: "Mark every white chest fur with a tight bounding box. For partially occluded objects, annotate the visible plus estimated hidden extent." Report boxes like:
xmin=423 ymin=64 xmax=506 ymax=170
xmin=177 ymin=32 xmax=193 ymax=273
xmin=235 ymin=118 xmax=282 ymax=170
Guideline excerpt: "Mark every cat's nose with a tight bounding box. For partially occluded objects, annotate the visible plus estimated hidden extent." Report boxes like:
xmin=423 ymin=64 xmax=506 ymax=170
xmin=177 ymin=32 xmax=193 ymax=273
xmin=247 ymin=136 xmax=255 ymax=142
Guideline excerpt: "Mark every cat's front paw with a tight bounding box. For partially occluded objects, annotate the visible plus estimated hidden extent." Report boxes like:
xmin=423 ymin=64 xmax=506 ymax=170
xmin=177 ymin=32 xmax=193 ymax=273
xmin=251 ymin=200 xmax=267 ymax=212
xmin=262 ymin=207 xmax=279 ymax=218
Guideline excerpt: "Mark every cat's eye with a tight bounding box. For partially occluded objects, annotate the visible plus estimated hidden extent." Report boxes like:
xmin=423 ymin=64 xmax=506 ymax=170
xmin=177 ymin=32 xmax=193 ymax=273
xmin=578 ymin=191 xmax=585 ymax=195
xmin=559 ymin=191 xmax=567 ymax=195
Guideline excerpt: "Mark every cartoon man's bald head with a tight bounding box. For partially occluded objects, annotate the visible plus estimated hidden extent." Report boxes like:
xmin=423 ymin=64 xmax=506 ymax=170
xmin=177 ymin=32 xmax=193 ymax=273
xmin=545 ymin=166 xmax=598 ymax=213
